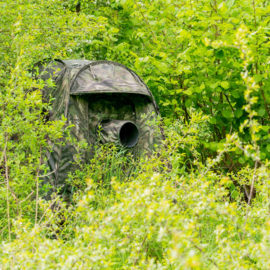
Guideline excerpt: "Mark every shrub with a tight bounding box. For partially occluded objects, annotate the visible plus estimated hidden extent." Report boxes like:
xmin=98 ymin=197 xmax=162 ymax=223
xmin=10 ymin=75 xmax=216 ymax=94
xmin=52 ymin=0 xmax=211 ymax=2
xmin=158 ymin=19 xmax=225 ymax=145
xmin=2 ymin=0 xmax=270 ymax=269
xmin=1 ymin=105 xmax=270 ymax=269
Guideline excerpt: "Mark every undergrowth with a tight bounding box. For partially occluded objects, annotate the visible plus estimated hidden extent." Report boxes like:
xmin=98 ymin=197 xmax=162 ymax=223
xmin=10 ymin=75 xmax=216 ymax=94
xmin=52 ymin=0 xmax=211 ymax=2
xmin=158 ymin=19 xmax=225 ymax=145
xmin=2 ymin=1 xmax=270 ymax=269
xmin=1 ymin=105 xmax=270 ymax=269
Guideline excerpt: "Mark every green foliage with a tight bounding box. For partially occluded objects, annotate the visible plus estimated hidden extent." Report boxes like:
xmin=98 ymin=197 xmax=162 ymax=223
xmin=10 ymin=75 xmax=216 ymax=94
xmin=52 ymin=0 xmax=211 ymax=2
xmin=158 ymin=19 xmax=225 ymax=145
xmin=1 ymin=110 xmax=270 ymax=269
xmin=77 ymin=0 xmax=270 ymax=168
xmin=67 ymin=143 xmax=136 ymax=195
xmin=2 ymin=0 xmax=270 ymax=269
xmin=0 ymin=0 xmax=108 ymax=238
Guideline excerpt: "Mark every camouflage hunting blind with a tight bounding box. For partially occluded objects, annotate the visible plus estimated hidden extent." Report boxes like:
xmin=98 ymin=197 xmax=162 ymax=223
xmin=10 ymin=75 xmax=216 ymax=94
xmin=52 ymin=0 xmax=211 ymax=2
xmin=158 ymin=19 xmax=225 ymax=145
xmin=35 ymin=59 xmax=162 ymax=199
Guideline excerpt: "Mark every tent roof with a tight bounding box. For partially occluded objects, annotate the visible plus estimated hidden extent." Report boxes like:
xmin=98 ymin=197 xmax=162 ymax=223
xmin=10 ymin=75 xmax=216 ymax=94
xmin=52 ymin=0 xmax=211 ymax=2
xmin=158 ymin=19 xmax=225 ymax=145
xmin=69 ymin=60 xmax=153 ymax=100
xmin=35 ymin=59 xmax=154 ymax=101
xmin=62 ymin=59 xmax=93 ymax=69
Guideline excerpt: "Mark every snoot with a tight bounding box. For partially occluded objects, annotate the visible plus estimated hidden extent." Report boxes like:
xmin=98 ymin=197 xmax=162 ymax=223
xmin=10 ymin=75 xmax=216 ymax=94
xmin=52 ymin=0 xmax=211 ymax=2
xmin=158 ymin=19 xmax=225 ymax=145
xmin=98 ymin=120 xmax=139 ymax=148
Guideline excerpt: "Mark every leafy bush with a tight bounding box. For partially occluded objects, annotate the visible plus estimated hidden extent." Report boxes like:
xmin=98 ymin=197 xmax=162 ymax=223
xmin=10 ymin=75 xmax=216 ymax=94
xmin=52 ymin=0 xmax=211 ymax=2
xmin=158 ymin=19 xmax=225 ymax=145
xmin=1 ymin=109 xmax=270 ymax=269
xmin=2 ymin=0 xmax=270 ymax=269
xmin=83 ymin=0 xmax=270 ymax=167
xmin=0 ymin=0 xmax=108 ymax=239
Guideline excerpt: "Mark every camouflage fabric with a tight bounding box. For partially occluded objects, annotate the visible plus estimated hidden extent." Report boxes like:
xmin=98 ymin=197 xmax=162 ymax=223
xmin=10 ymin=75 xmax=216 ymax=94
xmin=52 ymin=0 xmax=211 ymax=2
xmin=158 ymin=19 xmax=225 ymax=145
xmin=35 ymin=59 xmax=162 ymax=200
xmin=97 ymin=119 xmax=138 ymax=147
xmin=88 ymin=93 xmax=136 ymax=136
xmin=133 ymin=96 xmax=161 ymax=157
xmin=70 ymin=61 xmax=152 ymax=98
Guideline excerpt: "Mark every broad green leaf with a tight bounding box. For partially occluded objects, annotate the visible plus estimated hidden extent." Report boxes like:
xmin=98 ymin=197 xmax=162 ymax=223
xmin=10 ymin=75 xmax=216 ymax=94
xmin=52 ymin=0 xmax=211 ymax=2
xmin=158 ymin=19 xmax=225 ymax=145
xmin=183 ymin=89 xmax=193 ymax=95
xmin=216 ymin=50 xmax=224 ymax=59
xmin=231 ymin=91 xmax=240 ymax=98
xmin=109 ymin=27 xmax=119 ymax=33
xmin=218 ymin=2 xmax=227 ymax=13
xmin=234 ymin=108 xmax=243 ymax=118
xmin=231 ymin=190 xmax=240 ymax=199
xmin=222 ymin=109 xmax=233 ymax=118
xmin=216 ymin=87 xmax=222 ymax=93
xmin=209 ymin=117 xmax=217 ymax=124
xmin=254 ymin=75 xmax=262 ymax=83
xmin=176 ymin=89 xmax=183 ymax=94
xmin=210 ymin=82 xmax=219 ymax=89
xmin=153 ymin=61 xmax=169 ymax=73
xmin=258 ymin=107 xmax=266 ymax=117
xmin=183 ymin=65 xmax=191 ymax=74
xmin=218 ymin=142 xmax=225 ymax=150
xmin=226 ymin=0 xmax=235 ymax=9
xmin=238 ymin=157 xmax=245 ymax=164
xmin=200 ymin=83 xmax=205 ymax=90
xmin=260 ymin=151 xmax=266 ymax=160
xmin=209 ymin=142 xmax=219 ymax=151
xmin=195 ymin=87 xmax=203 ymax=93
xmin=185 ymin=99 xmax=192 ymax=107
xmin=235 ymin=148 xmax=242 ymax=154
xmin=221 ymin=81 xmax=230 ymax=89
xmin=202 ymin=141 xmax=209 ymax=148
xmin=261 ymin=126 xmax=270 ymax=132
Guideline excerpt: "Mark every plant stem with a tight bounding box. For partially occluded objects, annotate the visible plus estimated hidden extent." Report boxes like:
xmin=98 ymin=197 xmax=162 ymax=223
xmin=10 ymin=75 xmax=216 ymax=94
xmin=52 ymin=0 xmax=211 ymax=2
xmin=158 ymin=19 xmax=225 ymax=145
xmin=4 ymin=134 xmax=11 ymax=241
xmin=35 ymin=146 xmax=42 ymax=225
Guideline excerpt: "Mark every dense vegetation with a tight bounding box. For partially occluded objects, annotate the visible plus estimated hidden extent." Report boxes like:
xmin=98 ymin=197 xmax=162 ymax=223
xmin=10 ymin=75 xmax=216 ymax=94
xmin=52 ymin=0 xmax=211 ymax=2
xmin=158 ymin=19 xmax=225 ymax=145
xmin=1 ymin=0 xmax=270 ymax=268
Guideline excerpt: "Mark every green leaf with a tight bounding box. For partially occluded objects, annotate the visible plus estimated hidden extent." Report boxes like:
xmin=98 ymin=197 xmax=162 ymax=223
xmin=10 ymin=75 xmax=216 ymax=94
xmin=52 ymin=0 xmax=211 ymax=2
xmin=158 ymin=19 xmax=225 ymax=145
xmin=221 ymin=81 xmax=230 ymax=89
xmin=209 ymin=142 xmax=219 ymax=151
xmin=234 ymin=108 xmax=243 ymax=118
xmin=185 ymin=99 xmax=192 ymax=107
xmin=260 ymin=151 xmax=266 ymax=160
xmin=238 ymin=157 xmax=245 ymax=164
xmin=261 ymin=126 xmax=270 ymax=132
xmin=109 ymin=27 xmax=119 ymax=33
xmin=153 ymin=61 xmax=169 ymax=73
xmin=200 ymin=83 xmax=205 ymax=90
xmin=226 ymin=0 xmax=235 ymax=9
xmin=183 ymin=89 xmax=192 ymax=95
xmin=231 ymin=91 xmax=240 ymax=98
xmin=172 ymin=99 xmax=177 ymax=105
xmin=235 ymin=148 xmax=242 ymax=154
xmin=183 ymin=65 xmax=191 ymax=74
xmin=216 ymin=50 xmax=224 ymax=59
xmin=218 ymin=2 xmax=227 ymax=13
xmin=222 ymin=109 xmax=233 ymax=118
xmin=209 ymin=117 xmax=217 ymax=124
xmin=202 ymin=141 xmax=209 ymax=148
xmin=231 ymin=190 xmax=240 ymax=199
xmin=218 ymin=142 xmax=225 ymax=150
xmin=254 ymin=75 xmax=262 ymax=83
xmin=210 ymin=82 xmax=219 ymax=89
xmin=195 ymin=87 xmax=203 ymax=93
xmin=258 ymin=107 xmax=266 ymax=117
xmin=267 ymin=144 xmax=270 ymax=152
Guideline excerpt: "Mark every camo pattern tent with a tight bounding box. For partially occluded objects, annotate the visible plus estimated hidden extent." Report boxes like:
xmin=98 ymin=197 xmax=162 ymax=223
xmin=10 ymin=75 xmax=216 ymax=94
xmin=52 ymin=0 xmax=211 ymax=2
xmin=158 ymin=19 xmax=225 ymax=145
xmin=35 ymin=59 xmax=163 ymax=200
